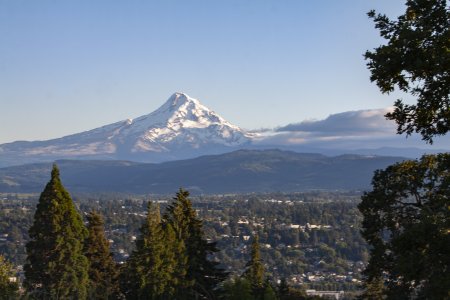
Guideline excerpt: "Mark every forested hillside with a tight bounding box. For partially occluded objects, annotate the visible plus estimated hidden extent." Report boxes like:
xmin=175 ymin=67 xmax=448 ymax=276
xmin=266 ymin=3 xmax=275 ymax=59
xmin=0 ymin=150 xmax=405 ymax=193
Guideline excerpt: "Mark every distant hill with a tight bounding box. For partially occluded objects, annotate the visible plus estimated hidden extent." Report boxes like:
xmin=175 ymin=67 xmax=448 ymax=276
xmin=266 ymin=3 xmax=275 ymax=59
xmin=0 ymin=149 xmax=407 ymax=194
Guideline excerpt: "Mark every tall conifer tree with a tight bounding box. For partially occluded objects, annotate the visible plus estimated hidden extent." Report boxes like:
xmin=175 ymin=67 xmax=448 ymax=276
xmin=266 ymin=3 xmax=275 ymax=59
xmin=244 ymin=234 xmax=265 ymax=299
xmin=24 ymin=164 xmax=89 ymax=299
xmin=163 ymin=221 xmax=189 ymax=297
xmin=164 ymin=189 xmax=226 ymax=299
xmin=222 ymin=277 xmax=254 ymax=300
xmin=121 ymin=202 xmax=179 ymax=299
xmin=84 ymin=211 xmax=120 ymax=299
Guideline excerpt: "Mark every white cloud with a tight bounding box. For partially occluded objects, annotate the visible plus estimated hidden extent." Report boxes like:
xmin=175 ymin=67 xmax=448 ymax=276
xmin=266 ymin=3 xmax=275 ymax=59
xmin=253 ymin=108 xmax=450 ymax=152
xmin=276 ymin=108 xmax=396 ymax=136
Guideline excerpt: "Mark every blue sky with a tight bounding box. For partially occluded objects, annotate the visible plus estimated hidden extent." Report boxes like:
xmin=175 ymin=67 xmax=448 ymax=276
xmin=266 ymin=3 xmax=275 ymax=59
xmin=0 ymin=1 xmax=431 ymax=146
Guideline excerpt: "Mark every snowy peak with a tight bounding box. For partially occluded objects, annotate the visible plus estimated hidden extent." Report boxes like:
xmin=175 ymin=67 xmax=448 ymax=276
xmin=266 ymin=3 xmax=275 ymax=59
xmin=128 ymin=92 xmax=252 ymax=151
xmin=0 ymin=92 xmax=254 ymax=166
xmin=100 ymin=92 xmax=237 ymax=137
xmin=147 ymin=92 xmax=218 ymax=126
xmin=159 ymin=92 xmax=201 ymax=112
xmin=148 ymin=92 xmax=227 ymax=127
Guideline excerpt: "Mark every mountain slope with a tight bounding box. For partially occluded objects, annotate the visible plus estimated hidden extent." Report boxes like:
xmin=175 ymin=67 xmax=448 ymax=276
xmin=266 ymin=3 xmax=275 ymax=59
xmin=0 ymin=150 xmax=406 ymax=194
xmin=0 ymin=93 xmax=253 ymax=167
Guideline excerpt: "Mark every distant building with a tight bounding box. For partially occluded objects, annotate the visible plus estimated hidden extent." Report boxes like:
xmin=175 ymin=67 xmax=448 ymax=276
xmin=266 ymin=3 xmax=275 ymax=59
xmin=306 ymin=289 xmax=344 ymax=300
xmin=237 ymin=219 xmax=249 ymax=224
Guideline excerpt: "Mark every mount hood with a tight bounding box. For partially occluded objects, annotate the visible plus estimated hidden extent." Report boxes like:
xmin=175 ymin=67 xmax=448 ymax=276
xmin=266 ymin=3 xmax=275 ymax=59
xmin=0 ymin=93 xmax=254 ymax=167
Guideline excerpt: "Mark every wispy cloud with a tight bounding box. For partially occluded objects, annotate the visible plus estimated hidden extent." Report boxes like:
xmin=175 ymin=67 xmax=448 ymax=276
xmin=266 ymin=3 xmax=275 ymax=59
xmin=276 ymin=108 xmax=396 ymax=136
xmin=253 ymin=108 xmax=450 ymax=151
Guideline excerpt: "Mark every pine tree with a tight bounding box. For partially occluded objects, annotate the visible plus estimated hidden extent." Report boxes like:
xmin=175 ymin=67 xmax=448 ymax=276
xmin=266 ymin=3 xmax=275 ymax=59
xmin=222 ymin=277 xmax=254 ymax=300
xmin=24 ymin=164 xmax=89 ymax=299
xmin=163 ymin=221 xmax=189 ymax=297
xmin=244 ymin=234 xmax=265 ymax=299
xmin=164 ymin=189 xmax=226 ymax=299
xmin=121 ymin=202 xmax=178 ymax=299
xmin=119 ymin=247 xmax=141 ymax=299
xmin=262 ymin=282 xmax=277 ymax=300
xmin=84 ymin=211 xmax=120 ymax=299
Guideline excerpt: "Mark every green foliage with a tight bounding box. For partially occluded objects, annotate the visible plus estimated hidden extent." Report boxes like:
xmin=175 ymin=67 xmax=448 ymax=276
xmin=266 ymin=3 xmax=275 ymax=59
xmin=262 ymin=281 xmax=277 ymax=300
xmin=277 ymin=277 xmax=310 ymax=300
xmin=358 ymin=154 xmax=450 ymax=299
xmin=0 ymin=206 xmax=30 ymax=265
xmin=164 ymin=220 xmax=190 ymax=296
xmin=222 ymin=277 xmax=254 ymax=300
xmin=0 ymin=254 xmax=18 ymax=299
xmin=84 ymin=211 xmax=120 ymax=299
xmin=221 ymin=278 xmax=278 ymax=300
xmin=120 ymin=202 xmax=178 ymax=299
xmin=359 ymin=275 xmax=384 ymax=300
xmin=165 ymin=188 xmax=227 ymax=299
xmin=244 ymin=235 xmax=265 ymax=299
xmin=24 ymin=164 xmax=89 ymax=299
xmin=365 ymin=0 xmax=450 ymax=143
xmin=284 ymin=287 xmax=310 ymax=300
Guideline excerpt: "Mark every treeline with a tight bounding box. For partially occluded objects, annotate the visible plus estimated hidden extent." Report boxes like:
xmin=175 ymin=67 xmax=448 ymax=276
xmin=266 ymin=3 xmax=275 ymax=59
xmin=0 ymin=189 xmax=368 ymax=295
xmin=1 ymin=165 xmax=323 ymax=299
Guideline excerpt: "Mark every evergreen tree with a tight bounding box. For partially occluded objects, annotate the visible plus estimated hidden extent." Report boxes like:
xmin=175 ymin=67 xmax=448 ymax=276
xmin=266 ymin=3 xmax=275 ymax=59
xmin=121 ymin=202 xmax=178 ymax=299
xmin=244 ymin=235 xmax=265 ymax=299
xmin=164 ymin=188 xmax=226 ymax=299
xmin=222 ymin=277 xmax=254 ymax=300
xmin=119 ymin=247 xmax=142 ymax=299
xmin=163 ymin=221 xmax=189 ymax=297
xmin=84 ymin=211 xmax=120 ymax=299
xmin=24 ymin=164 xmax=89 ymax=299
xmin=283 ymin=287 xmax=310 ymax=300
xmin=0 ymin=254 xmax=18 ymax=299
xmin=360 ymin=275 xmax=385 ymax=300
xmin=262 ymin=282 xmax=277 ymax=300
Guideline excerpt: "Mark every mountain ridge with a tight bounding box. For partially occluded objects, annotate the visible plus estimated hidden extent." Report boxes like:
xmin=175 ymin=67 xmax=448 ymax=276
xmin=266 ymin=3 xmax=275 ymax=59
xmin=0 ymin=149 xmax=406 ymax=194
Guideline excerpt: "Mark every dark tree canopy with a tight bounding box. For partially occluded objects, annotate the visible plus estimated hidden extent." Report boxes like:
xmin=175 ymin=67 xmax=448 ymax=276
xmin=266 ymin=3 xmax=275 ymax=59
xmin=165 ymin=188 xmax=226 ymax=299
xmin=244 ymin=234 xmax=265 ymax=299
xmin=84 ymin=211 xmax=120 ymax=299
xmin=222 ymin=277 xmax=254 ymax=300
xmin=121 ymin=190 xmax=226 ymax=300
xmin=365 ymin=0 xmax=450 ymax=143
xmin=120 ymin=202 xmax=178 ymax=299
xmin=358 ymin=154 xmax=450 ymax=299
xmin=24 ymin=164 xmax=89 ymax=299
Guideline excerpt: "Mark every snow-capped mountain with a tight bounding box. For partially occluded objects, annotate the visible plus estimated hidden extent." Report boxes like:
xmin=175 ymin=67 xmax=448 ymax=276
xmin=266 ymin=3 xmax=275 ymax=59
xmin=0 ymin=93 xmax=254 ymax=167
